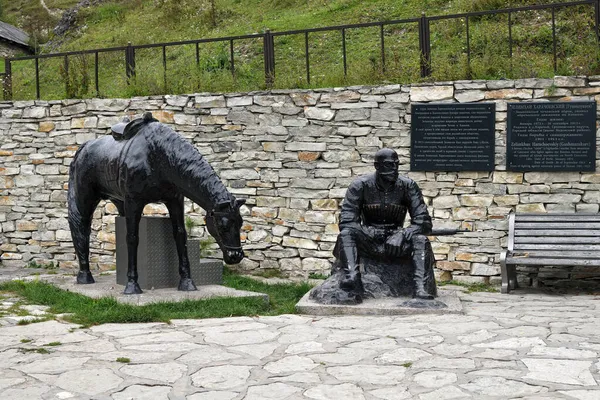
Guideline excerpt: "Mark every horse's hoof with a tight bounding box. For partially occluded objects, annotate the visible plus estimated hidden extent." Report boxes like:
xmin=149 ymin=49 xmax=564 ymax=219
xmin=178 ymin=278 xmax=197 ymax=291
xmin=76 ymin=271 xmax=95 ymax=284
xmin=123 ymin=281 xmax=143 ymax=295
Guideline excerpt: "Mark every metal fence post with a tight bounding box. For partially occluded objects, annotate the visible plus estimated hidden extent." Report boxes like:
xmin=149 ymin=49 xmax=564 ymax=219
xmin=419 ymin=12 xmax=432 ymax=78
xmin=3 ymin=59 xmax=12 ymax=101
xmin=595 ymin=0 xmax=600 ymax=41
xmin=35 ymin=58 xmax=40 ymax=100
xmin=126 ymin=42 xmax=136 ymax=82
xmin=64 ymin=55 xmax=70 ymax=97
xmin=263 ymin=29 xmax=275 ymax=87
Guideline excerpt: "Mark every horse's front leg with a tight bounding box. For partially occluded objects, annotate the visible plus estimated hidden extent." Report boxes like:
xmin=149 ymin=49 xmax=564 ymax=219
xmin=123 ymin=201 xmax=144 ymax=294
xmin=166 ymin=197 xmax=197 ymax=291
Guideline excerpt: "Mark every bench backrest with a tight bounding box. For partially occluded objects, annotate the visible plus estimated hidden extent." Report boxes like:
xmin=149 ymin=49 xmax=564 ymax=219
xmin=508 ymin=213 xmax=600 ymax=258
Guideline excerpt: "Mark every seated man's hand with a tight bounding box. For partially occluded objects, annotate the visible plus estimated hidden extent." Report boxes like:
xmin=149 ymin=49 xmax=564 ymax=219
xmin=367 ymin=226 xmax=387 ymax=241
xmin=403 ymin=226 xmax=421 ymax=242
xmin=384 ymin=231 xmax=405 ymax=258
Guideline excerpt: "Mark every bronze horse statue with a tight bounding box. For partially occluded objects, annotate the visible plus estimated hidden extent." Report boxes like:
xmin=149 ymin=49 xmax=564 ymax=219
xmin=67 ymin=112 xmax=245 ymax=294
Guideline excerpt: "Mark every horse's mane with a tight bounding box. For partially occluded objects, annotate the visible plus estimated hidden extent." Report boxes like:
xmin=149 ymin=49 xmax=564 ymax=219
xmin=145 ymin=123 xmax=232 ymax=207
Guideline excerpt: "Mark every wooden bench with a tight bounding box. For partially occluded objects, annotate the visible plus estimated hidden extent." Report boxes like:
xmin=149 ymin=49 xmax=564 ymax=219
xmin=500 ymin=212 xmax=600 ymax=294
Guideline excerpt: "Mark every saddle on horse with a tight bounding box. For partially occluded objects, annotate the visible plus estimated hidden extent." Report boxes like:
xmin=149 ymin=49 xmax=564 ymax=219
xmin=111 ymin=112 xmax=158 ymax=141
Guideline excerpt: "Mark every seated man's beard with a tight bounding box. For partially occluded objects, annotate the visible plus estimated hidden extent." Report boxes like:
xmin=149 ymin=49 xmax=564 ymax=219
xmin=378 ymin=171 xmax=398 ymax=182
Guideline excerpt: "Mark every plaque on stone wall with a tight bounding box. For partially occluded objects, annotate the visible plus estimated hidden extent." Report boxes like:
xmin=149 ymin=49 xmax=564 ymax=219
xmin=507 ymin=101 xmax=596 ymax=171
xmin=411 ymin=103 xmax=495 ymax=171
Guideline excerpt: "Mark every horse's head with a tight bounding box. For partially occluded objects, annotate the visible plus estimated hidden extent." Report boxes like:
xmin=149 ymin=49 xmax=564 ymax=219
xmin=205 ymin=198 xmax=246 ymax=264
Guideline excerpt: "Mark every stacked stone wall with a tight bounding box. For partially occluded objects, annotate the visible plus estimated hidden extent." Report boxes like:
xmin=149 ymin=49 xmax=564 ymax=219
xmin=2 ymin=76 xmax=600 ymax=285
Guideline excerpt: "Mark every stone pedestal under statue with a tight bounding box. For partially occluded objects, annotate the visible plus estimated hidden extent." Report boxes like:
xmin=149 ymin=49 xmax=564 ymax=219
xmin=115 ymin=216 xmax=222 ymax=289
xmin=298 ymin=240 xmax=462 ymax=315
xmin=309 ymin=242 xmax=437 ymax=305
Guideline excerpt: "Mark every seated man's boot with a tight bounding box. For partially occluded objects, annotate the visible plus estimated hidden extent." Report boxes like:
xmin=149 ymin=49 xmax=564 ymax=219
xmin=415 ymin=287 xmax=434 ymax=300
xmin=340 ymin=266 xmax=361 ymax=291
xmin=412 ymin=247 xmax=434 ymax=300
xmin=338 ymin=229 xmax=364 ymax=293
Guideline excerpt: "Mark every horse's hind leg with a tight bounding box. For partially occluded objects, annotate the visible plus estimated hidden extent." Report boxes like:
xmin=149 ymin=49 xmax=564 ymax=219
xmin=68 ymin=193 xmax=99 ymax=284
xmin=123 ymin=200 xmax=144 ymax=295
xmin=166 ymin=197 xmax=197 ymax=291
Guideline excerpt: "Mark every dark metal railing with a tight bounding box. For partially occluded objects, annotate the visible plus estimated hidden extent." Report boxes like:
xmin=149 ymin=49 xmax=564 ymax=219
xmin=267 ymin=16 xmax=421 ymax=84
xmin=2 ymin=0 xmax=599 ymax=100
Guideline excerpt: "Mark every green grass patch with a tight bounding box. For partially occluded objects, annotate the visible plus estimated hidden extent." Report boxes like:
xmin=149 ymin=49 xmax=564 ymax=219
xmin=3 ymin=0 xmax=599 ymax=100
xmin=0 ymin=269 xmax=312 ymax=326
xmin=18 ymin=347 xmax=51 ymax=354
xmin=6 ymin=302 xmax=30 ymax=316
xmin=26 ymin=261 xmax=58 ymax=270
xmin=223 ymin=268 xmax=313 ymax=315
xmin=438 ymin=280 xmax=499 ymax=293
xmin=308 ymin=273 xmax=329 ymax=280
xmin=44 ymin=342 xmax=62 ymax=346
xmin=252 ymin=269 xmax=285 ymax=279
xmin=17 ymin=317 xmax=50 ymax=325
xmin=44 ymin=0 xmax=80 ymax=9
xmin=20 ymin=338 xmax=32 ymax=343
xmin=116 ymin=357 xmax=131 ymax=363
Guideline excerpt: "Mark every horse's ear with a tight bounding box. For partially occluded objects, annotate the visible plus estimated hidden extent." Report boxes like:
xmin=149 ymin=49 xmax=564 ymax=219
xmin=235 ymin=199 xmax=246 ymax=208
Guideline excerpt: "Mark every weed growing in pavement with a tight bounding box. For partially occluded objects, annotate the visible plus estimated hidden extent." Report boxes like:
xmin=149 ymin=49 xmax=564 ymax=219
xmin=18 ymin=347 xmax=50 ymax=354
xmin=26 ymin=261 xmax=58 ymax=270
xmin=17 ymin=317 xmax=50 ymax=325
xmin=437 ymin=280 xmax=499 ymax=293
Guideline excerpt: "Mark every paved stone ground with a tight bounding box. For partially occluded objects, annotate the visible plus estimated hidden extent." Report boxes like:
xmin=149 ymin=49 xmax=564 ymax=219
xmin=1 ymin=281 xmax=600 ymax=399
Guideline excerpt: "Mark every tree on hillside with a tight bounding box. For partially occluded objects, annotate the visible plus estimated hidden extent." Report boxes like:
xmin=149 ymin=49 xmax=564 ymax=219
xmin=209 ymin=0 xmax=216 ymax=27
xmin=22 ymin=7 xmax=57 ymax=53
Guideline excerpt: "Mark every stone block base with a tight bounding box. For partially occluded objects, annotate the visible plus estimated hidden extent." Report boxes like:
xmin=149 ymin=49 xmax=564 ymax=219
xmin=116 ymin=216 xmax=222 ymax=289
xmin=296 ymin=289 xmax=462 ymax=316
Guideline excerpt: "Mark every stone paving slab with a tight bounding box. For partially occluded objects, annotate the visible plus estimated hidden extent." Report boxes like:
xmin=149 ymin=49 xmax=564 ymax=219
xmin=2 ymin=270 xmax=600 ymax=399
xmin=0 ymin=288 xmax=599 ymax=398
xmin=295 ymin=289 xmax=462 ymax=316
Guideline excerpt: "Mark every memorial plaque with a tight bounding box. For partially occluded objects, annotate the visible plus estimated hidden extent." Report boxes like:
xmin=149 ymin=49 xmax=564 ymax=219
xmin=507 ymin=101 xmax=596 ymax=171
xmin=411 ymin=103 xmax=495 ymax=171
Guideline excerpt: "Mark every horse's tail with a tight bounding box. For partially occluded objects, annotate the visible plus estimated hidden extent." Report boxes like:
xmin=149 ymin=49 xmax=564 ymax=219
xmin=69 ymin=141 xmax=89 ymax=174
xmin=67 ymin=141 xmax=89 ymax=203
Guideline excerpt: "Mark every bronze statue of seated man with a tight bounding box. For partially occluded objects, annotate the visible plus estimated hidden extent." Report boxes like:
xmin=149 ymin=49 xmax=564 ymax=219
xmin=311 ymin=148 xmax=437 ymax=305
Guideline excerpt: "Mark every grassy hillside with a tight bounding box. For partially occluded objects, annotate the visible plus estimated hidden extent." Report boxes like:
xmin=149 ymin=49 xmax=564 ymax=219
xmin=2 ymin=0 xmax=599 ymax=100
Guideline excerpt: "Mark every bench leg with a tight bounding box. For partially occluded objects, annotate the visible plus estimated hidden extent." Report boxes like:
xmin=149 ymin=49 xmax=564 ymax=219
xmin=500 ymin=251 xmax=511 ymax=294
xmin=509 ymin=264 xmax=518 ymax=291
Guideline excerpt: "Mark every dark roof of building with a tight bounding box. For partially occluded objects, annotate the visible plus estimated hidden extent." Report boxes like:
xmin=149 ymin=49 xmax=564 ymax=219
xmin=0 ymin=21 xmax=30 ymax=48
